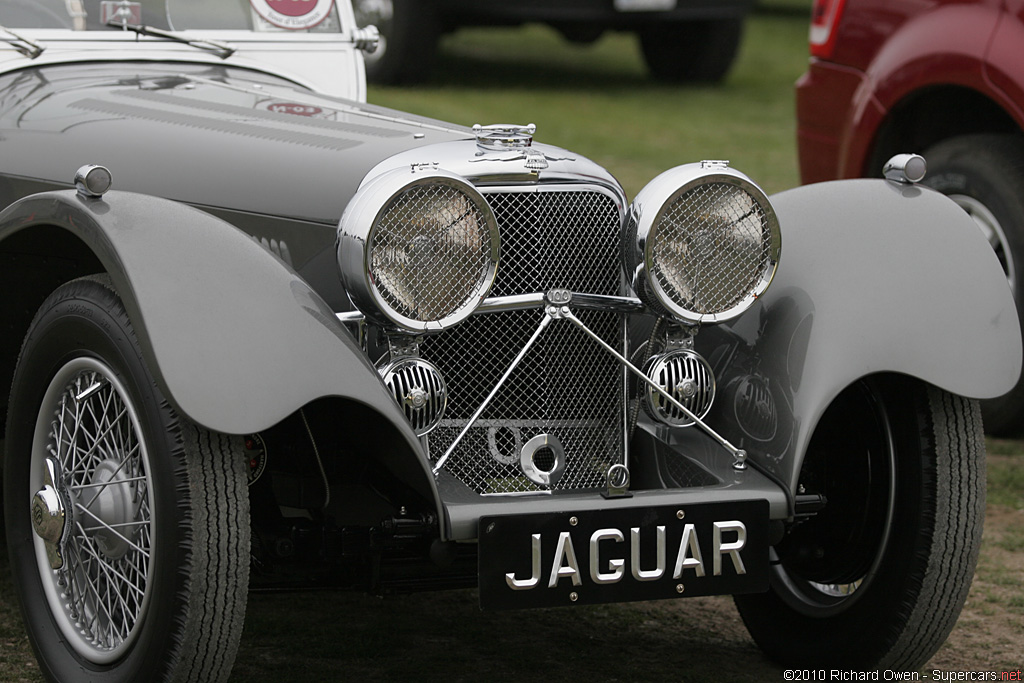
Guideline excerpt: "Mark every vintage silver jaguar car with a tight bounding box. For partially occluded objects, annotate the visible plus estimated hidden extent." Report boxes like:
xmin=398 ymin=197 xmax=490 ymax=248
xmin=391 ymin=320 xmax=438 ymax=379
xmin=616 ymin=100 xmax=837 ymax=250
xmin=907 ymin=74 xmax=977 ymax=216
xmin=0 ymin=1 xmax=1019 ymax=681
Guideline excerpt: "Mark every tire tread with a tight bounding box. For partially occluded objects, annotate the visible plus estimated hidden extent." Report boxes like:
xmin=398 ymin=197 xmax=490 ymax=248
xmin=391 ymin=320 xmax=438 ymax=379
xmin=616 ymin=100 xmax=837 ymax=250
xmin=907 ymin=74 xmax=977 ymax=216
xmin=882 ymin=389 xmax=983 ymax=667
xmin=171 ymin=426 xmax=250 ymax=683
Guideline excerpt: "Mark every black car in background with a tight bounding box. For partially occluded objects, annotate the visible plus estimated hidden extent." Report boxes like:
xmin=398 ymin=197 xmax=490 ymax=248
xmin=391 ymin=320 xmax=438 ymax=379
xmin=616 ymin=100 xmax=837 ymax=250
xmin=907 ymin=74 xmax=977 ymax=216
xmin=353 ymin=0 xmax=754 ymax=83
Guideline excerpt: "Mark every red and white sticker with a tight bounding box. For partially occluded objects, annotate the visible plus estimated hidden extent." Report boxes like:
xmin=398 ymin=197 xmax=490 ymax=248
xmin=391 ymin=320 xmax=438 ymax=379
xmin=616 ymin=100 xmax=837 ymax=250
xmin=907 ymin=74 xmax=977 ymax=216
xmin=258 ymin=100 xmax=330 ymax=118
xmin=249 ymin=0 xmax=334 ymax=30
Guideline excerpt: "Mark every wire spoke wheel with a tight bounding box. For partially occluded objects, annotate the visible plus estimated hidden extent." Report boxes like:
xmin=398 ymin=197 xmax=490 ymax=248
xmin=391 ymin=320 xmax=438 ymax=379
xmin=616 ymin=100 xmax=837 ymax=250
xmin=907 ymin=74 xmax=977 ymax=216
xmin=31 ymin=358 xmax=156 ymax=663
xmin=923 ymin=133 xmax=1024 ymax=435
xmin=5 ymin=276 xmax=250 ymax=682
xmin=948 ymin=193 xmax=1015 ymax=293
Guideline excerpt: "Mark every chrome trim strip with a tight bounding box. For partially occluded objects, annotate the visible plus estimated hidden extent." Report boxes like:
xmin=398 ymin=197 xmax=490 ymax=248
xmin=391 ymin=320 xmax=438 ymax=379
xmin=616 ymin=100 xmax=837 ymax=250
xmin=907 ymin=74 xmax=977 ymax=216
xmin=571 ymin=293 xmax=645 ymax=314
xmin=476 ymin=293 xmax=644 ymax=315
xmin=358 ymin=142 xmax=628 ymax=205
xmin=337 ymin=309 xmax=365 ymax=323
xmin=480 ymin=489 xmax=553 ymax=498
xmin=336 ymin=293 xmax=645 ymax=323
xmin=475 ymin=293 xmax=544 ymax=313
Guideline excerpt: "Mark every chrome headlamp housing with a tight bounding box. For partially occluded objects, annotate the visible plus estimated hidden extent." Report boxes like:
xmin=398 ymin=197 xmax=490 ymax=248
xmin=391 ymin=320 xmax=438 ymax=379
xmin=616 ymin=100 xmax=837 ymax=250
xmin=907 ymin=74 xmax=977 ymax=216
xmin=338 ymin=168 xmax=500 ymax=333
xmin=623 ymin=162 xmax=781 ymax=325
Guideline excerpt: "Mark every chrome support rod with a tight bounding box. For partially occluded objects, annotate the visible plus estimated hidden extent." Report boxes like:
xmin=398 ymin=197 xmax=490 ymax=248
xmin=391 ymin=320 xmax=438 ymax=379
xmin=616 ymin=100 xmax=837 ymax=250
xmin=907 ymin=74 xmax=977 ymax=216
xmin=431 ymin=313 xmax=553 ymax=474
xmin=560 ymin=308 xmax=748 ymax=470
xmin=343 ymin=286 xmax=746 ymax=472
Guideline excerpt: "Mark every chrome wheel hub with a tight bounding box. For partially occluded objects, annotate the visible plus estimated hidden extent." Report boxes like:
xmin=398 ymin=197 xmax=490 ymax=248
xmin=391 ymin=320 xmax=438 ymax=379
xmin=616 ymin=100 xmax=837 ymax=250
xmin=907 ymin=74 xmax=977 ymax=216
xmin=85 ymin=459 xmax=137 ymax=560
xmin=30 ymin=457 xmax=68 ymax=569
xmin=30 ymin=358 xmax=156 ymax=664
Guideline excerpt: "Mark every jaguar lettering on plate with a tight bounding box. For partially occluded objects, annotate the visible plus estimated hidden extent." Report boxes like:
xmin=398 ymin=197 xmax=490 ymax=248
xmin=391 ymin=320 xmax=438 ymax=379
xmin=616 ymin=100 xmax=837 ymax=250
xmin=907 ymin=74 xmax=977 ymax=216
xmin=478 ymin=501 xmax=769 ymax=609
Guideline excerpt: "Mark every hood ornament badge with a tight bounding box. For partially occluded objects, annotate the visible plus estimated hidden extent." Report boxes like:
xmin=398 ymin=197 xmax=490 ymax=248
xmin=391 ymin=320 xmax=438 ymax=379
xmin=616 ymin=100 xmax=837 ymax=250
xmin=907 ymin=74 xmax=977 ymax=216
xmin=469 ymin=123 xmax=574 ymax=172
xmin=473 ymin=123 xmax=536 ymax=150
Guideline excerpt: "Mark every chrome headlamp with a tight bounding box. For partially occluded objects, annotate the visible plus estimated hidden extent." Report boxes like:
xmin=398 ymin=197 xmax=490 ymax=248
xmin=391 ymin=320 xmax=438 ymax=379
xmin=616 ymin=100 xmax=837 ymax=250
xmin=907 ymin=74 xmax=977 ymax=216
xmin=623 ymin=162 xmax=781 ymax=325
xmin=338 ymin=168 xmax=500 ymax=333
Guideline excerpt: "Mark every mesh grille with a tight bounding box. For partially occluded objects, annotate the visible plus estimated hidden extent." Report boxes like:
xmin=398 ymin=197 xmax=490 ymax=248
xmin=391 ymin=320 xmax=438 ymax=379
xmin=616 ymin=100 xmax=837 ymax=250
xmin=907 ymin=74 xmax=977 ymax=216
xmin=487 ymin=191 xmax=622 ymax=297
xmin=664 ymin=450 xmax=720 ymax=488
xmin=421 ymin=189 xmax=624 ymax=494
xmin=652 ymin=182 xmax=774 ymax=316
xmin=370 ymin=185 xmax=494 ymax=323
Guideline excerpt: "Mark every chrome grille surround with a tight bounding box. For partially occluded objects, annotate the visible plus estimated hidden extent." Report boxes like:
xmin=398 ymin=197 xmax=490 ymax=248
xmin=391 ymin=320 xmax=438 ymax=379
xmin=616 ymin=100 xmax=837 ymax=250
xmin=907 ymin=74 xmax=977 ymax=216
xmin=420 ymin=186 xmax=627 ymax=494
xmin=624 ymin=163 xmax=781 ymax=325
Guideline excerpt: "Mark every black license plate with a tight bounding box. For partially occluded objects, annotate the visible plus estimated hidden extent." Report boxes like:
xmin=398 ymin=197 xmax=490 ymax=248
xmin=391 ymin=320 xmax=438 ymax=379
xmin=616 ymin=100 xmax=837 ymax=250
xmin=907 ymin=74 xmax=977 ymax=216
xmin=478 ymin=500 xmax=769 ymax=609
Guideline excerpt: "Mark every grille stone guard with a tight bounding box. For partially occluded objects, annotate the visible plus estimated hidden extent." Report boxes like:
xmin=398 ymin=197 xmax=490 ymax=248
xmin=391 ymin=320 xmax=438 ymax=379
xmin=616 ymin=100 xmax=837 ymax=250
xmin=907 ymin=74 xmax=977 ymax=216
xmin=337 ymin=291 xmax=747 ymax=485
xmin=430 ymin=290 xmax=749 ymax=482
xmin=421 ymin=304 xmax=625 ymax=495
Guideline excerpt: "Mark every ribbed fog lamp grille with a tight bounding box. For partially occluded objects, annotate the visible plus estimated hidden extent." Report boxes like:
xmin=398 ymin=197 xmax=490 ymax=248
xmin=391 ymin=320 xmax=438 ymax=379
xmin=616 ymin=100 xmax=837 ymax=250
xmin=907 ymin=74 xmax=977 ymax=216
xmin=380 ymin=358 xmax=447 ymax=436
xmin=642 ymin=349 xmax=715 ymax=427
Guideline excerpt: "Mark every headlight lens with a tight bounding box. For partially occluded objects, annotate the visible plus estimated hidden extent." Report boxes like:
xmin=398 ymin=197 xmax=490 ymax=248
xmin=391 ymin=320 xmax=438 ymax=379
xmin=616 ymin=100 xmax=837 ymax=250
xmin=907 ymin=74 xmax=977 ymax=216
xmin=339 ymin=169 xmax=500 ymax=333
xmin=625 ymin=163 xmax=781 ymax=324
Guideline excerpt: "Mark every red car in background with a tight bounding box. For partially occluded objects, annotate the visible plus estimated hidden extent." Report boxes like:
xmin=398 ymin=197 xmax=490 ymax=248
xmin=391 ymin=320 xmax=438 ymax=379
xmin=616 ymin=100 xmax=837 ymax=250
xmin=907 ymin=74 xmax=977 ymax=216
xmin=797 ymin=0 xmax=1024 ymax=434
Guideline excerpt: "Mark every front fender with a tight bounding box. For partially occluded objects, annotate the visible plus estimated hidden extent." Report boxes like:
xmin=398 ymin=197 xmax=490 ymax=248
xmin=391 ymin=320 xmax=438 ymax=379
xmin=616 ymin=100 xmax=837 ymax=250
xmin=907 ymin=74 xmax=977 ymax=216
xmin=0 ymin=190 xmax=439 ymax=508
xmin=704 ymin=178 xmax=1021 ymax=492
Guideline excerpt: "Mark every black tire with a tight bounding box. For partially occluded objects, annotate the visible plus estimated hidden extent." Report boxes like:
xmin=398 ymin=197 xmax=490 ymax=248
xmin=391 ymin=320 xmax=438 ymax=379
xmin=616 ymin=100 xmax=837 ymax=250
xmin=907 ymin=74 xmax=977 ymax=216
xmin=637 ymin=18 xmax=744 ymax=84
xmin=735 ymin=377 xmax=984 ymax=669
xmin=2 ymin=276 xmax=250 ymax=682
xmin=353 ymin=0 xmax=440 ymax=85
xmin=922 ymin=133 xmax=1024 ymax=435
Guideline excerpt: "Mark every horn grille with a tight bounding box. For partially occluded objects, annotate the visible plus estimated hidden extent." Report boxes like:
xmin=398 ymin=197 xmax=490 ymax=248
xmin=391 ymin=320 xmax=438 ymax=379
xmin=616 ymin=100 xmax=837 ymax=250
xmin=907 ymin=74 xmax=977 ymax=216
xmin=642 ymin=349 xmax=715 ymax=427
xmin=380 ymin=358 xmax=447 ymax=436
